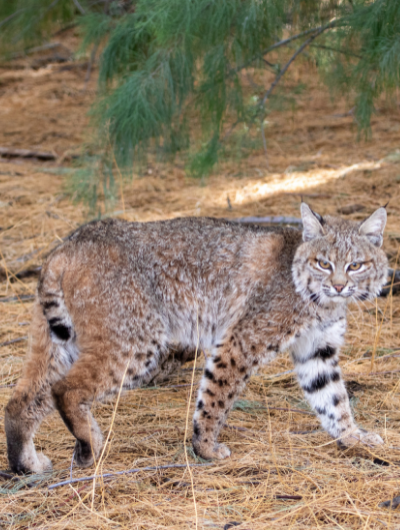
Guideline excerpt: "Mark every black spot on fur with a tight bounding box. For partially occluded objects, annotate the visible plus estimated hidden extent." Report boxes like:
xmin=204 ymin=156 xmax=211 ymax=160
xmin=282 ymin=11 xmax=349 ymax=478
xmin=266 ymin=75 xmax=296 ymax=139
xmin=243 ymin=374 xmax=249 ymax=381
xmin=197 ymin=400 xmax=204 ymax=410
xmin=230 ymin=336 xmax=235 ymax=342
xmin=295 ymin=332 xmax=301 ymax=338
xmin=328 ymin=413 xmax=335 ymax=420
xmin=214 ymin=356 xmax=221 ymax=363
xmin=230 ymin=358 xmax=236 ymax=367
xmin=193 ymin=421 xmax=200 ymax=437
xmin=145 ymin=360 xmax=152 ymax=368
xmin=127 ymin=368 xmax=134 ymax=376
xmin=228 ymin=392 xmax=235 ymax=399
xmin=218 ymin=400 xmax=225 ymax=408
xmin=211 ymin=402 xmax=215 ymax=407
xmin=239 ymin=366 xmax=246 ymax=374
xmin=315 ymin=406 xmax=326 ymax=415
xmin=49 ymin=322 xmax=71 ymax=341
xmin=146 ymin=351 xmax=153 ymax=358
xmin=151 ymin=339 xmax=158 ymax=346
xmin=333 ymin=395 xmax=341 ymax=406
xmin=253 ymin=359 xmax=259 ymax=366
xmin=204 ymin=369 xmax=215 ymax=381
xmin=251 ymin=345 xmax=256 ymax=352
xmin=303 ymin=373 xmax=330 ymax=393
xmin=331 ymin=372 xmax=340 ymax=382
xmin=205 ymin=389 xmax=215 ymax=397
xmin=217 ymin=362 xmax=227 ymax=369
xmin=314 ymin=345 xmax=336 ymax=361
xmin=43 ymin=300 xmax=59 ymax=311
xmin=216 ymin=343 xmax=224 ymax=348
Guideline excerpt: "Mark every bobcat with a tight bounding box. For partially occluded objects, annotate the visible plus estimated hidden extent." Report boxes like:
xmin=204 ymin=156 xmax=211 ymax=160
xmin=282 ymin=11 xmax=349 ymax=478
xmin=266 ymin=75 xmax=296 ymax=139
xmin=5 ymin=204 xmax=388 ymax=474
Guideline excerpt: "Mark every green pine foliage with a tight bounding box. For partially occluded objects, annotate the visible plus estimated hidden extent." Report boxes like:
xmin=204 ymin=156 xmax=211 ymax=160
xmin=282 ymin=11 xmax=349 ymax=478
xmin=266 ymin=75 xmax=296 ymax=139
xmin=1 ymin=0 xmax=400 ymax=204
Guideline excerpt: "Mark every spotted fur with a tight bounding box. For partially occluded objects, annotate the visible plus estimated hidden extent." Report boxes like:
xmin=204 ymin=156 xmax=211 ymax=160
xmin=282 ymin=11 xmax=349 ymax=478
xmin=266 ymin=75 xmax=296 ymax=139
xmin=5 ymin=205 xmax=387 ymax=472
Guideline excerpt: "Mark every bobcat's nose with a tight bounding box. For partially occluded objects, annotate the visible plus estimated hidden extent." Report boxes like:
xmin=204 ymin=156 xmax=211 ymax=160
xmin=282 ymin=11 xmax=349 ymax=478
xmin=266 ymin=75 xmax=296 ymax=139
xmin=333 ymin=284 xmax=345 ymax=293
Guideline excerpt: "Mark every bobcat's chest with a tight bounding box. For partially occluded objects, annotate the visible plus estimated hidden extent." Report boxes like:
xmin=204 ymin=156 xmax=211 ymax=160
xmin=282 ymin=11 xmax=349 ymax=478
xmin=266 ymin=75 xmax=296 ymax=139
xmin=287 ymin=315 xmax=347 ymax=362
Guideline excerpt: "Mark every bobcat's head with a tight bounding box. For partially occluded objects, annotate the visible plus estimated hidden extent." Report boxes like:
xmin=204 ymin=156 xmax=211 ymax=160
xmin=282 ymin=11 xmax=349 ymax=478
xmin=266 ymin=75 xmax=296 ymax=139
xmin=292 ymin=203 xmax=388 ymax=307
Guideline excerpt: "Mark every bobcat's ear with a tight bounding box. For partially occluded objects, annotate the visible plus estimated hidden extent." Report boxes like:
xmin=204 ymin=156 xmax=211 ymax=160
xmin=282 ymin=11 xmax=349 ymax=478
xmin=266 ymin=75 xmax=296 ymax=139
xmin=359 ymin=207 xmax=387 ymax=247
xmin=300 ymin=203 xmax=325 ymax=242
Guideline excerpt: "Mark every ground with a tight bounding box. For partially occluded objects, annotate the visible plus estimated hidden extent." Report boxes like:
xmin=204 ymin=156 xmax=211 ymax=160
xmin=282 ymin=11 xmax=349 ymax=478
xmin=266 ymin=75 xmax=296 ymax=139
xmin=0 ymin=29 xmax=400 ymax=529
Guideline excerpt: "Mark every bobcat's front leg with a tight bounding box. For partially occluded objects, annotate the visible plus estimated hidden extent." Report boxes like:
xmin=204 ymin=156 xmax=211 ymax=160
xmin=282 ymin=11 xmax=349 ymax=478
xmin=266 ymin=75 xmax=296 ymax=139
xmin=192 ymin=343 xmax=253 ymax=460
xmin=293 ymin=343 xmax=383 ymax=447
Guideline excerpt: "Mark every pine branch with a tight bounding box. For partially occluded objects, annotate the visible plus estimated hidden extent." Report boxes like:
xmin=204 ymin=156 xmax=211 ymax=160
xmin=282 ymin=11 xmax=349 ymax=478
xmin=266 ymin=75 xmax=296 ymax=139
xmin=72 ymin=0 xmax=85 ymax=15
xmin=234 ymin=21 xmax=338 ymax=75
xmin=260 ymin=23 xmax=335 ymax=107
xmin=310 ymin=43 xmax=363 ymax=59
xmin=0 ymin=9 xmax=26 ymax=31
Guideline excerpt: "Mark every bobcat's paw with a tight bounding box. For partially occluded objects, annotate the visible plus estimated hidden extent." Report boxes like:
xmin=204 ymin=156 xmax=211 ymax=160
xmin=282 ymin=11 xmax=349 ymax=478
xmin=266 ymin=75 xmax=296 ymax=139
xmin=193 ymin=441 xmax=231 ymax=460
xmin=339 ymin=429 xmax=384 ymax=449
xmin=74 ymin=440 xmax=96 ymax=468
xmin=15 ymin=446 xmax=52 ymax=474
xmin=211 ymin=443 xmax=231 ymax=460
xmin=36 ymin=453 xmax=53 ymax=472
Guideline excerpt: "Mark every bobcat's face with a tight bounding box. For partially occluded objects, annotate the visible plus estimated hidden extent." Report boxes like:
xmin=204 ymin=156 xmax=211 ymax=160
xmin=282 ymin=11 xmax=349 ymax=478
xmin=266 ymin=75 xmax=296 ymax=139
xmin=292 ymin=204 xmax=388 ymax=307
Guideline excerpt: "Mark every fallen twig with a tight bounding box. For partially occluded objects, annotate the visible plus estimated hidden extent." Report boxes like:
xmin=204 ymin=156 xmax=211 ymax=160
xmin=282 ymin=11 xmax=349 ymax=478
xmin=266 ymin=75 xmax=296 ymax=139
xmin=47 ymin=463 xmax=212 ymax=490
xmin=233 ymin=216 xmax=302 ymax=225
xmin=0 ymin=147 xmax=56 ymax=161
xmin=0 ymin=294 xmax=35 ymax=303
xmin=275 ymin=494 xmax=303 ymax=500
xmin=0 ymin=471 xmax=14 ymax=481
xmin=266 ymin=407 xmax=314 ymax=416
xmin=0 ymin=336 xmax=27 ymax=348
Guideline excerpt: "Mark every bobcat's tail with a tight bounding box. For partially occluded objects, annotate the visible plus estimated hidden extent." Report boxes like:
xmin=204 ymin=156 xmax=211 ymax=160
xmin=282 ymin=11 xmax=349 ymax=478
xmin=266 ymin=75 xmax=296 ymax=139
xmin=37 ymin=254 xmax=75 ymax=345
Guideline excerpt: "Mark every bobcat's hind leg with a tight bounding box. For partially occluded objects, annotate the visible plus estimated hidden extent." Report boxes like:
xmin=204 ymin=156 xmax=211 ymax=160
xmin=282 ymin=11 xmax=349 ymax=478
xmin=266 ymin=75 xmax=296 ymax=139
xmin=51 ymin=358 xmax=104 ymax=469
xmin=5 ymin=302 xmax=63 ymax=474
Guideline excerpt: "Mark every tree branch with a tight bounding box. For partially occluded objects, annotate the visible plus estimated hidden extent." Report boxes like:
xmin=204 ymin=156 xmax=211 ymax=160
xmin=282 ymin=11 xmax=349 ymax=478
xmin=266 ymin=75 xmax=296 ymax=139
xmin=310 ymin=43 xmax=362 ymax=59
xmin=234 ymin=20 xmax=338 ymax=75
xmin=0 ymin=9 xmax=26 ymax=31
xmin=260 ymin=24 xmax=334 ymax=107
xmin=71 ymin=0 xmax=86 ymax=15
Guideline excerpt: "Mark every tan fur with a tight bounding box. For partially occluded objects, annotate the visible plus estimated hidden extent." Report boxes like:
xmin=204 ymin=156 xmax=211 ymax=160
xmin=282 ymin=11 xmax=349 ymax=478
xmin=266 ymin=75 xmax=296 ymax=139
xmin=5 ymin=208 xmax=388 ymax=473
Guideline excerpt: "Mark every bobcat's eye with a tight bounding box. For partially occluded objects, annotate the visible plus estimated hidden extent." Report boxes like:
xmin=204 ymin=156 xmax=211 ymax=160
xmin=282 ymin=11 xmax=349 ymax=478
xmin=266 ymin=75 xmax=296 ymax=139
xmin=317 ymin=260 xmax=331 ymax=270
xmin=348 ymin=262 xmax=362 ymax=271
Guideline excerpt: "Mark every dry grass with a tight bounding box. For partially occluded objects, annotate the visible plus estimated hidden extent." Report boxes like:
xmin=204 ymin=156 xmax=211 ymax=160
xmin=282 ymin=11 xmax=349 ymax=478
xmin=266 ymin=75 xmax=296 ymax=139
xmin=1 ymin=30 xmax=400 ymax=529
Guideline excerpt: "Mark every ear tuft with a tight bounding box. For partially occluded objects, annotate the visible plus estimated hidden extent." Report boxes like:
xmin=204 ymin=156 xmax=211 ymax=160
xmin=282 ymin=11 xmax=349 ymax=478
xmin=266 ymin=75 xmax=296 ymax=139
xmin=300 ymin=203 xmax=325 ymax=242
xmin=359 ymin=207 xmax=387 ymax=247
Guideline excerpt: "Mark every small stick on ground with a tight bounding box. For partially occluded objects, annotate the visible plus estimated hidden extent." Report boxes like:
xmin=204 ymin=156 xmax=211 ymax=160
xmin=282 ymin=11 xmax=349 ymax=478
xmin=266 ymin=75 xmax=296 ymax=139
xmin=0 ymin=147 xmax=56 ymax=161
xmin=47 ymin=463 xmax=212 ymax=490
